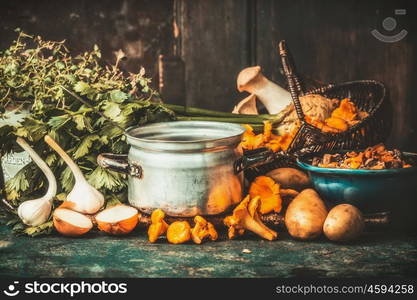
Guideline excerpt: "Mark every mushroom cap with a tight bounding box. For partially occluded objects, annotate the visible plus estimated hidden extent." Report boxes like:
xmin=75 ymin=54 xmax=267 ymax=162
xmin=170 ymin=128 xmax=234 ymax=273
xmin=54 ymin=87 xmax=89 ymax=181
xmin=232 ymin=94 xmax=259 ymax=114
xmin=237 ymin=66 xmax=262 ymax=92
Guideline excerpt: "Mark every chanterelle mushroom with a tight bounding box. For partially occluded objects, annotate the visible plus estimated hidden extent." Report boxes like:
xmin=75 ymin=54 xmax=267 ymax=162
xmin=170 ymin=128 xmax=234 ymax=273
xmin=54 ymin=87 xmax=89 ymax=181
xmin=249 ymin=176 xmax=282 ymax=214
xmin=148 ymin=209 xmax=169 ymax=243
xmin=224 ymin=195 xmax=278 ymax=241
xmin=167 ymin=221 xmax=191 ymax=244
xmin=191 ymin=216 xmax=218 ymax=244
xmin=237 ymin=66 xmax=292 ymax=114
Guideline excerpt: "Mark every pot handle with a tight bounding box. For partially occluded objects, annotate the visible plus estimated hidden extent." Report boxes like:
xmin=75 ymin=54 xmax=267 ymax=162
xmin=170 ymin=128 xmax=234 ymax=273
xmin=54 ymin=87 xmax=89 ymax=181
xmin=234 ymin=148 xmax=276 ymax=174
xmin=97 ymin=153 xmax=143 ymax=179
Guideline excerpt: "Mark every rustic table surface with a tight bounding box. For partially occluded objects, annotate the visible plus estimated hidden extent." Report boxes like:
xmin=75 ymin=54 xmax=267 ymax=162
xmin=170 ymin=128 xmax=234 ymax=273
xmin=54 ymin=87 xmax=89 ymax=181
xmin=0 ymin=225 xmax=416 ymax=278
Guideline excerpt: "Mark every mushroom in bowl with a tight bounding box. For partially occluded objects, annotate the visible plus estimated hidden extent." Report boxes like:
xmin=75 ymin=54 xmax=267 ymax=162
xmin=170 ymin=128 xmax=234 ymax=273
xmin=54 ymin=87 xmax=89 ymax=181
xmin=296 ymin=145 xmax=417 ymax=213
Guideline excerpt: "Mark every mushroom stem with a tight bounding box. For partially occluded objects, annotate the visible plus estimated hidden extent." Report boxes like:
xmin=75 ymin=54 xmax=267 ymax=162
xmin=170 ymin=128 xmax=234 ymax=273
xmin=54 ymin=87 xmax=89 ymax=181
xmin=241 ymin=215 xmax=277 ymax=241
xmin=224 ymin=195 xmax=278 ymax=241
xmin=237 ymin=66 xmax=292 ymax=114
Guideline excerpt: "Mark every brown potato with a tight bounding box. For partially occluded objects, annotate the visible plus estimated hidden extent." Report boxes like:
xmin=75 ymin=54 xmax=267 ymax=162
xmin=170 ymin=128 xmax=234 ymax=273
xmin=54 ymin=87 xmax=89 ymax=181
xmin=266 ymin=168 xmax=310 ymax=191
xmin=323 ymin=204 xmax=364 ymax=242
xmin=285 ymin=189 xmax=328 ymax=240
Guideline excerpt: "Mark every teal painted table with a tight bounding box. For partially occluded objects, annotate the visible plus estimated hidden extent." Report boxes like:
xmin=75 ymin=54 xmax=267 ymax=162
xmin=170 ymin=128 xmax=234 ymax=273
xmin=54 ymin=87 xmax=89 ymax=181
xmin=0 ymin=226 xmax=416 ymax=278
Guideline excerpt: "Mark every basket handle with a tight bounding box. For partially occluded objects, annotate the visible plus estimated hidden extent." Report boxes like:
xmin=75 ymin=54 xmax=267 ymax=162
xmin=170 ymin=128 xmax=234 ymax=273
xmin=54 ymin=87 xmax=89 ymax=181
xmin=278 ymin=40 xmax=305 ymax=122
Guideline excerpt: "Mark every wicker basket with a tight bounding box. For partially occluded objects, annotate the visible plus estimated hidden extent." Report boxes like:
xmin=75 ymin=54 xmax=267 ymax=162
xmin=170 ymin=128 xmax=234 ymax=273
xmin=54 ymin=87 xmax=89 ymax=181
xmin=244 ymin=41 xmax=387 ymax=180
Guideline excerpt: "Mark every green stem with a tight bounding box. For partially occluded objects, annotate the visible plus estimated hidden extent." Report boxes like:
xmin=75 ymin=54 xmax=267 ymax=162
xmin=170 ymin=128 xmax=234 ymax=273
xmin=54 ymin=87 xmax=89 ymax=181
xmin=165 ymin=104 xmax=271 ymax=120
xmin=175 ymin=115 xmax=263 ymax=124
xmin=176 ymin=116 xmax=265 ymax=131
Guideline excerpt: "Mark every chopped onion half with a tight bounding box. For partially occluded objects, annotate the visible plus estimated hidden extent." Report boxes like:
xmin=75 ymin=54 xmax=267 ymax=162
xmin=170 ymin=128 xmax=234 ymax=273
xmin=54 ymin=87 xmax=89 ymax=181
xmin=53 ymin=208 xmax=93 ymax=237
xmin=95 ymin=205 xmax=139 ymax=235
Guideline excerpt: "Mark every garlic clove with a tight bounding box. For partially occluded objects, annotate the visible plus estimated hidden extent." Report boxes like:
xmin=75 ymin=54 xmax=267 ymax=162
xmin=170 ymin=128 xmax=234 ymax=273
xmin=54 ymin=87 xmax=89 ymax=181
xmin=53 ymin=208 xmax=93 ymax=236
xmin=95 ymin=204 xmax=139 ymax=235
xmin=18 ymin=198 xmax=52 ymax=226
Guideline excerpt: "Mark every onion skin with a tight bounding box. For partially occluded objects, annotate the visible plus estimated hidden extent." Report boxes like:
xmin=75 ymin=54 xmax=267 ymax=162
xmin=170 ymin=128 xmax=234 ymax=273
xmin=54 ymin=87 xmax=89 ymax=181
xmin=96 ymin=213 xmax=139 ymax=235
xmin=58 ymin=201 xmax=76 ymax=210
xmin=53 ymin=209 xmax=93 ymax=237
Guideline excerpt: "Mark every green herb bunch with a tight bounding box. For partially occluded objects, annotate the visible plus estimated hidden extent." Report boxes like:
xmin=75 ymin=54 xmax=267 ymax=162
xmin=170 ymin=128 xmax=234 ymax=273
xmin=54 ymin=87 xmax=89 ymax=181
xmin=0 ymin=30 xmax=174 ymax=235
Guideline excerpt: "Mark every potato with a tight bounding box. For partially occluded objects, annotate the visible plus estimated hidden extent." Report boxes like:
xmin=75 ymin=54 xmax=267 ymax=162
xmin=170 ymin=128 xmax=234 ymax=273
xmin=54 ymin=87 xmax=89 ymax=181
xmin=285 ymin=189 xmax=328 ymax=240
xmin=265 ymin=168 xmax=310 ymax=191
xmin=323 ymin=204 xmax=364 ymax=242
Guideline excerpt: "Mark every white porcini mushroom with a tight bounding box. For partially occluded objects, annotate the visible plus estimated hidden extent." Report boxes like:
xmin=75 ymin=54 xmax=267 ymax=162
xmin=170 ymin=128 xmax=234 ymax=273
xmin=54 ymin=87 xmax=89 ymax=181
xmin=237 ymin=66 xmax=292 ymax=114
xmin=232 ymin=94 xmax=259 ymax=115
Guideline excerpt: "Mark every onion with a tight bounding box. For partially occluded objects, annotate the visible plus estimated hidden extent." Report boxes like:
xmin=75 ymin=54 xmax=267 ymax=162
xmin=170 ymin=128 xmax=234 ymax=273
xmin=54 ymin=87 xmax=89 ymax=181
xmin=53 ymin=208 xmax=93 ymax=236
xmin=95 ymin=205 xmax=139 ymax=235
xmin=44 ymin=135 xmax=104 ymax=214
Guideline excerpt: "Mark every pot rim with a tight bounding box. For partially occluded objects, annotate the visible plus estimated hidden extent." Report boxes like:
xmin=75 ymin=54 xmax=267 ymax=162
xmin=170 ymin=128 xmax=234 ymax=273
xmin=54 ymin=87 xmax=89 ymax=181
xmin=125 ymin=121 xmax=245 ymax=152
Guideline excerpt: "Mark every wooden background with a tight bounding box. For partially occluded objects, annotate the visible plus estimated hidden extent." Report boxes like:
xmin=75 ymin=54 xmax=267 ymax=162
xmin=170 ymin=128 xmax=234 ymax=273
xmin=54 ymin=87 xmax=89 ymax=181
xmin=1 ymin=0 xmax=416 ymax=150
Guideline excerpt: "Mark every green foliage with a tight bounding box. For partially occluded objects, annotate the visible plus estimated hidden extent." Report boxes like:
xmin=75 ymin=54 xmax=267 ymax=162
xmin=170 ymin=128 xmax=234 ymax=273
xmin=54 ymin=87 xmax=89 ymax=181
xmin=0 ymin=30 xmax=175 ymax=236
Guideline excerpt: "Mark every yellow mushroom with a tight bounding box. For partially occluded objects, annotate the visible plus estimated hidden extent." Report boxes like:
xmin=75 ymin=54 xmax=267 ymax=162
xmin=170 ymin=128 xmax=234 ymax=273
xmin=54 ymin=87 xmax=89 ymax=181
xmin=166 ymin=221 xmax=191 ymax=244
xmin=249 ymin=176 xmax=281 ymax=214
xmin=223 ymin=195 xmax=278 ymax=241
xmin=148 ymin=209 xmax=169 ymax=243
xmin=191 ymin=216 xmax=218 ymax=244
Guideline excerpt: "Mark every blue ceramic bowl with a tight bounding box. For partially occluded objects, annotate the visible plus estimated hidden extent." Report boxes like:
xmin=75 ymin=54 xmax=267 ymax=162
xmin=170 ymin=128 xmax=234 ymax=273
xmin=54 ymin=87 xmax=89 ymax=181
xmin=296 ymin=152 xmax=417 ymax=213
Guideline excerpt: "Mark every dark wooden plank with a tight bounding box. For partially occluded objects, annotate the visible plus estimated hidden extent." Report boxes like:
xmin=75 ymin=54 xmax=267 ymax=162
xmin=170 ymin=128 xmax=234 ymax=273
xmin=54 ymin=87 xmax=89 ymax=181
xmin=0 ymin=0 xmax=175 ymax=79
xmin=175 ymin=0 xmax=250 ymax=111
xmin=0 ymin=225 xmax=416 ymax=277
xmin=255 ymin=0 xmax=417 ymax=150
xmin=158 ymin=55 xmax=186 ymax=105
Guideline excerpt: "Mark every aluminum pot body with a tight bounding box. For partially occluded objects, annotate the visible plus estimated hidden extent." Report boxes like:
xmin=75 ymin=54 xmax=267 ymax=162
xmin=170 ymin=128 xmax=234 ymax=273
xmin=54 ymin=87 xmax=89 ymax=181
xmin=127 ymin=141 xmax=243 ymax=216
xmin=101 ymin=121 xmax=247 ymax=217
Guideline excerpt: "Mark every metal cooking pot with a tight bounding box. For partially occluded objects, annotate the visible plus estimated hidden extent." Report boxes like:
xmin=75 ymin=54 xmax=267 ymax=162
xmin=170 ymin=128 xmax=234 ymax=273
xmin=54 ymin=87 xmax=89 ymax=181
xmin=97 ymin=121 xmax=274 ymax=217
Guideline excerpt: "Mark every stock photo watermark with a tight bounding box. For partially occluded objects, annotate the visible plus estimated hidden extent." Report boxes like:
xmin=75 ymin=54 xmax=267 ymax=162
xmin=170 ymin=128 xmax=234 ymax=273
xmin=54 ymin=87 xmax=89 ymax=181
xmin=3 ymin=281 xmax=128 ymax=297
xmin=371 ymin=9 xmax=407 ymax=43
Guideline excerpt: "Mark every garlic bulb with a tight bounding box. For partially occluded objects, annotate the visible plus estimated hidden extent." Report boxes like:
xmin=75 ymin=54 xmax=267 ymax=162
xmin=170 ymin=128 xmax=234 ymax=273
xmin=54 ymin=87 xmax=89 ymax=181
xmin=16 ymin=137 xmax=57 ymax=226
xmin=44 ymin=135 xmax=104 ymax=214
xmin=18 ymin=199 xmax=52 ymax=227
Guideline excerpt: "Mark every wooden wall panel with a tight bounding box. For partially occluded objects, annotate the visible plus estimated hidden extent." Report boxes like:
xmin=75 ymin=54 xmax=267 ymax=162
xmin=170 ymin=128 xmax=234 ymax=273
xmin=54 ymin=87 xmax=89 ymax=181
xmin=1 ymin=0 xmax=416 ymax=150
xmin=175 ymin=0 xmax=251 ymax=111
xmin=0 ymin=0 xmax=174 ymax=78
xmin=255 ymin=0 xmax=416 ymax=149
